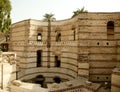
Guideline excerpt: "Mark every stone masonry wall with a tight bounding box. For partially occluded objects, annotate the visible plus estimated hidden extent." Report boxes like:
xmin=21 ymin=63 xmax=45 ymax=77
xmin=9 ymin=12 xmax=120 ymax=83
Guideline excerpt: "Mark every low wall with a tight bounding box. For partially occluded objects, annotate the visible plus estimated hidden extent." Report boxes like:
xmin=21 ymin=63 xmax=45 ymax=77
xmin=10 ymin=77 xmax=101 ymax=92
xmin=111 ymin=68 xmax=120 ymax=92
xmin=0 ymin=52 xmax=16 ymax=90
xmin=10 ymin=80 xmax=48 ymax=92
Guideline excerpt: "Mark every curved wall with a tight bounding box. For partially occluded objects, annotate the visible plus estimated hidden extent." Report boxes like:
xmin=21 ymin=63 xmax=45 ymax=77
xmin=10 ymin=17 xmax=79 ymax=83
xmin=10 ymin=12 xmax=120 ymax=83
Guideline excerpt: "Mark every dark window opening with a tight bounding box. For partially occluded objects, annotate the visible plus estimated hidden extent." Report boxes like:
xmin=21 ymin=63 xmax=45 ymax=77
xmin=107 ymin=21 xmax=114 ymax=40
xmin=53 ymin=76 xmax=61 ymax=83
xmin=73 ymin=30 xmax=76 ymax=41
xmin=56 ymin=33 xmax=61 ymax=42
xmin=37 ymin=50 xmax=42 ymax=67
xmin=35 ymin=75 xmax=45 ymax=87
xmin=107 ymin=21 xmax=114 ymax=29
xmin=37 ymin=33 xmax=42 ymax=41
xmin=55 ymin=56 xmax=61 ymax=67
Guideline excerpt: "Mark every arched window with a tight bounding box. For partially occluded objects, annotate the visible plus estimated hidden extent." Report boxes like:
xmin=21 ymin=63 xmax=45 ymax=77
xmin=37 ymin=33 xmax=42 ymax=41
xmin=56 ymin=33 xmax=61 ymax=42
xmin=35 ymin=75 xmax=45 ymax=87
xmin=107 ymin=21 xmax=114 ymax=40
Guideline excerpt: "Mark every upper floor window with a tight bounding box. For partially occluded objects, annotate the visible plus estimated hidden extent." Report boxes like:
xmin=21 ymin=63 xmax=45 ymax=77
xmin=73 ymin=30 xmax=76 ymax=41
xmin=107 ymin=21 xmax=114 ymax=40
xmin=72 ymin=28 xmax=76 ymax=41
xmin=37 ymin=33 xmax=42 ymax=41
xmin=56 ymin=33 xmax=61 ymax=42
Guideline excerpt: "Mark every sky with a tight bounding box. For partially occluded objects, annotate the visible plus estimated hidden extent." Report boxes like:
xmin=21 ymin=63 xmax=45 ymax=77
xmin=10 ymin=0 xmax=120 ymax=23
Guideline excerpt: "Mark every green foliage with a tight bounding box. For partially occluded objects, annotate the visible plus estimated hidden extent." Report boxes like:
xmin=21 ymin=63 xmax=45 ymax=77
xmin=0 ymin=0 xmax=11 ymax=35
xmin=43 ymin=13 xmax=54 ymax=21
xmin=72 ymin=7 xmax=88 ymax=18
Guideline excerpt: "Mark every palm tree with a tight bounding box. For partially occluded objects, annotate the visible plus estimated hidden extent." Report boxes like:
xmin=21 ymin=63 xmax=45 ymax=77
xmin=43 ymin=13 xmax=54 ymax=47
xmin=72 ymin=7 xmax=88 ymax=18
xmin=43 ymin=13 xmax=54 ymax=68
xmin=43 ymin=13 xmax=54 ymax=22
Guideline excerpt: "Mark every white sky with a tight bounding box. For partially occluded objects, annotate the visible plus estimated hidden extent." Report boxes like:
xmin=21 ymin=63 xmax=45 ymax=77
xmin=10 ymin=0 xmax=120 ymax=23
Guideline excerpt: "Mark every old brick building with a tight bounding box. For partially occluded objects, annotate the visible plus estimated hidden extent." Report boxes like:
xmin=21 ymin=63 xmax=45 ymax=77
xmin=9 ymin=12 xmax=120 ymax=85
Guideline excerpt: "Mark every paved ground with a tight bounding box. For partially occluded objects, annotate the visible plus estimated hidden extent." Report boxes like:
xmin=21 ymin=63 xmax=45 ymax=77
xmin=0 ymin=90 xmax=9 ymax=92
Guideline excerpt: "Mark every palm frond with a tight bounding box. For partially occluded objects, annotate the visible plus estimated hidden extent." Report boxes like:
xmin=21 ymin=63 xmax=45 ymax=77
xmin=72 ymin=7 xmax=88 ymax=18
xmin=43 ymin=13 xmax=54 ymax=21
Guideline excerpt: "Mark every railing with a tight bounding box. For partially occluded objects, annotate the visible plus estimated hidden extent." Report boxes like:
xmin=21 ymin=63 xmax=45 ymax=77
xmin=10 ymin=41 xmax=78 ymax=47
